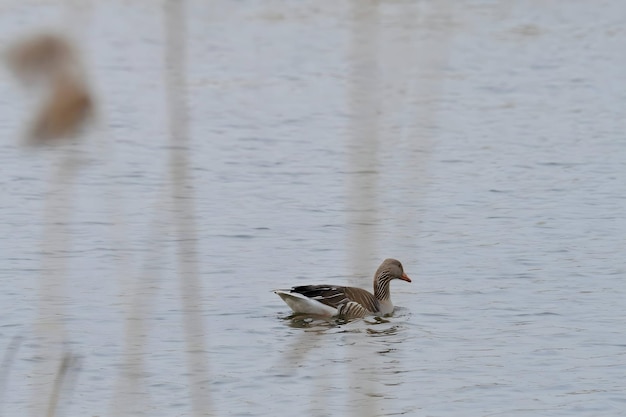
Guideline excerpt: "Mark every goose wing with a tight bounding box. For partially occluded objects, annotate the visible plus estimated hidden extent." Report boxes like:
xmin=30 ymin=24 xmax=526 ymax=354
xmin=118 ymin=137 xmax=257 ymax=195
xmin=291 ymin=285 xmax=379 ymax=313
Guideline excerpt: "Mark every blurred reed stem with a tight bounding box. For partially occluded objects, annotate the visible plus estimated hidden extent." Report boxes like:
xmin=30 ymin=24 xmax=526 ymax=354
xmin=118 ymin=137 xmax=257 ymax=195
xmin=0 ymin=335 xmax=23 ymax=415
xmin=348 ymin=1 xmax=381 ymax=416
xmin=45 ymin=352 xmax=81 ymax=417
xmin=164 ymin=0 xmax=212 ymax=415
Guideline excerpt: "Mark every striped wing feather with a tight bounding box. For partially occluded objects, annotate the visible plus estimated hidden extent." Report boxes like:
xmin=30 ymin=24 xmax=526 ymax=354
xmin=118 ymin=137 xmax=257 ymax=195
xmin=291 ymin=285 xmax=379 ymax=313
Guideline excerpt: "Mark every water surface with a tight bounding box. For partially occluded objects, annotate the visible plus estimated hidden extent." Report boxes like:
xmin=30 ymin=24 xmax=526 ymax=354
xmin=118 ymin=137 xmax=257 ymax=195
xmin=1 ymin=1 xmax=625 ymax=416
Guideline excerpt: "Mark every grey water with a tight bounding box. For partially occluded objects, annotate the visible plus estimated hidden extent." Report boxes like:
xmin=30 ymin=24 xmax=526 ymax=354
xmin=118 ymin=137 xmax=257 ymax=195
xmin=1 ymin=1 xmax=626 ymax=416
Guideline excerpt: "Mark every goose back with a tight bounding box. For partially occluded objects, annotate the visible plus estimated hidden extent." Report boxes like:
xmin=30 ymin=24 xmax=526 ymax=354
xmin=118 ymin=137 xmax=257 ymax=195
xmin=290 ymin=285 xmax=380 ymax=313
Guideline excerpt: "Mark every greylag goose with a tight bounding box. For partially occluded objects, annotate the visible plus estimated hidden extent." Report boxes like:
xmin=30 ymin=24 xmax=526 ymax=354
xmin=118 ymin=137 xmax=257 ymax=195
xmin=274 ymin=258 xmax=411 ymax=318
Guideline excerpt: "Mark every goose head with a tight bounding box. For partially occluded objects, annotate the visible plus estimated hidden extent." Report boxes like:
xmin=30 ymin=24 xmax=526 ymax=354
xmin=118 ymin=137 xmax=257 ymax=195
xmin=373 ymin=258 xmax=411 ymax=302
xmin=375 ymin=258 xmax=411 ymax=283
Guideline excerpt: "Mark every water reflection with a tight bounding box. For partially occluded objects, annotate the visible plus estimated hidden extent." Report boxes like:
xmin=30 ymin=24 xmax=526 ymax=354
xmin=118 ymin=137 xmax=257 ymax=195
xmin=283 ymin=314 xmax=342 ymax=329
xmin=280 ymin=312 xmax=410 ymax=340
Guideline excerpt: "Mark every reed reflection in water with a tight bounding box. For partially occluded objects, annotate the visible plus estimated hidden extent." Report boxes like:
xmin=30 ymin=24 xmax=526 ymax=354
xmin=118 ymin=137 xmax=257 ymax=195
xmin=343 ymin=1 xmax=453 ymax=416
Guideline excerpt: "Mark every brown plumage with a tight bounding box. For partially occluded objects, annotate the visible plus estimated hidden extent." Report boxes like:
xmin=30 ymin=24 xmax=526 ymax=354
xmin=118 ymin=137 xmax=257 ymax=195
xmin=274 ymin=258 xmax=411 ymax=318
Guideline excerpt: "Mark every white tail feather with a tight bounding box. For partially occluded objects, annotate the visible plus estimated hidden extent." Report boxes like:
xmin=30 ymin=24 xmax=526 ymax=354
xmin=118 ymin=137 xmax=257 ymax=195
xmin=273 ymin=290 xmax=337 ymax=316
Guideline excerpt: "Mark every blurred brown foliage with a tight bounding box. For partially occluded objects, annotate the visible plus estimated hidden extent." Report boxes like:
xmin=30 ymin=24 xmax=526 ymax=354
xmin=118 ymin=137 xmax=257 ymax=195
xmin=6 ymin=33 xmax=94 ymax=144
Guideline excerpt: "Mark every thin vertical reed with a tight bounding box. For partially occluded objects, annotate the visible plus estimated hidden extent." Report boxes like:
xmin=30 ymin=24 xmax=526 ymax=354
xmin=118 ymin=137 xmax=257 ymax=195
xmin=0 ymin=335 xmax=23 ymax=415
xmin=164 ymin=0 xmax=212 ymax=415
xmin=393 ymin=2 xmax=453 ymax=236
xmin=347 ymin=1 xmax=381 ymax=416
xmin=31 ymin=158 xmax=79 ymax=417
xmin=6 ymin=28 xmax=93 ymax=417
xmin=45 ymin=352 xmax=81 ymax=417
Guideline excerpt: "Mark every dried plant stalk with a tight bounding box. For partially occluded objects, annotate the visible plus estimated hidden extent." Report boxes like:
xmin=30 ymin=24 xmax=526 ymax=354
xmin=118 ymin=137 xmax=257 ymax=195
xmin=164 ymin=0 xmax=212 ymax=415
xmin=6 ymin=33 xmax=94 ymax=144
xmin=29 ymin=75 xmax=93 ymax=143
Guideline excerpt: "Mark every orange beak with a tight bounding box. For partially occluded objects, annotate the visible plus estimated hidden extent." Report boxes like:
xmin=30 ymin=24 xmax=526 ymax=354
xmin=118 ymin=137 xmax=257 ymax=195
xmin=400 ymin=272 xmax=412 ymax=283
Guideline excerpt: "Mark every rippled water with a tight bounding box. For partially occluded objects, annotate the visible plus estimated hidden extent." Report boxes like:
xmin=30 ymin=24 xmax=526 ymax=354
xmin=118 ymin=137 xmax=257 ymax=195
xmin=1 ymin=1 xmax=626 ymax=416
